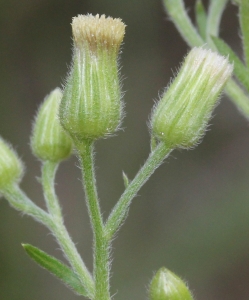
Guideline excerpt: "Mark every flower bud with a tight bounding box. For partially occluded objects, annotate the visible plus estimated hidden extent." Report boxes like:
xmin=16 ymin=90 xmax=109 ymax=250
xmin=59 ymin=14 xmax=126 ymax=142
xmin=0 ymin=138 xmax=24 ymax=190
xmin=31 ymin=88 xmax=73 ymax=162
xmin=149 ymin=267 xmax=193 ymax=300
xmin=151 ymin=47 xmax=233 ymax=149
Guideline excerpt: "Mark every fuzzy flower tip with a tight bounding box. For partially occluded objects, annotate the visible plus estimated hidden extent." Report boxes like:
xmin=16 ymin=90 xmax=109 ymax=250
xmin=72 ymin=14 xmax=126 ymax=53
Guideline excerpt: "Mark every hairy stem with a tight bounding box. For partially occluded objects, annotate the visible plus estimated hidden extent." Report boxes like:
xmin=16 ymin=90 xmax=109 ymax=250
xmin=2 ymin=184 xmax=52 ymax=227
xmin=41 ymin=160 xmax=95 ymax=298
xmin=105 ymin=142 xmax=172 ymax=240
xmin=50 ymin=220 xmax=95 ymax=298
xmin=42 ymin=161 xmax=62 ymax=220
xmin=77 ymin=140 xmax=110 ymax=300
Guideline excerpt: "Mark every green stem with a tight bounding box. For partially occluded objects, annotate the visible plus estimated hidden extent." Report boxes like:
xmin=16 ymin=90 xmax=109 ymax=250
xmin=42 ymin=161 xmax=62 ymax=220
xmin=206 ymin=0 xmax=229 ymax=47
xmin=105 ymin=142 xmax=172 ymax=240
xmin=2 ymin=184 xmax=52 ymax=227
xmin=163 ymin=0 xmax=204 ymax=47
xmin=49 ymin=220 xmax=95 ymax=298
xmin=163 ymin=0 xmax=249 ymax=119
xmin=76 ymin=140 xmax=110 ymax=300
xmin=225 ymin=79 xmax=249 ymax=119
xmin=41 ymin=160 xmax=95 ymax=298
xmin=240 ymin=0 xmax=249 ymax=67
xmin=195 ymin=0 xmax=207 ymax=41
xmin=3 ymin=180 xmax=94 ymax=297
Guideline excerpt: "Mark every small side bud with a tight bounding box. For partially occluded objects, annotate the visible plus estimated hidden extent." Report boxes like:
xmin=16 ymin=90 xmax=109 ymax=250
xmin=149 ymin=267 xmax=193 ymax=300
xmin=151 ymin=47 xmax=233 ymax=149
xmin=60 ymin=14 xmax=126 ymax=142
xmin=0 ymin=138 xmax=24 ymax=190
xmin=31 ymin=88 xmax=73 ymax=162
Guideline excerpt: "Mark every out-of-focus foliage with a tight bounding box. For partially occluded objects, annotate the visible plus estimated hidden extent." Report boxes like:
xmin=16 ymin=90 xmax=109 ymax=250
xmin=1 ymin=1 xmax=249 ymax=300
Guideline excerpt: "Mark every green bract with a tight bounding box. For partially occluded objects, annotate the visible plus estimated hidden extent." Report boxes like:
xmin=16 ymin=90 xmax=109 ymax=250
xmin=0 ymin=138 xmax=24 ymax=189
xmin=59 ymin=14 xmax=126 ymax=142
xmin=151 ymin=47 xmax=233 ymax=149
xmin=149 ymin=267 xmax=193 ymax=300
xmin=31 ymin=88 xmax=72 ymax=162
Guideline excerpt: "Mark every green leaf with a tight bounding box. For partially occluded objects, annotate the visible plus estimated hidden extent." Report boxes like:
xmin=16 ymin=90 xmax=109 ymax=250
xmin=122 ymin=171 xmax=129 ymax=188
xmin=212 ymin=36 xmax=249 ymax=93
xmin=240 ymin=0 xmax=249 ymax=66
xmin=22 ymin=244 xmax=88 ymax=297
xmin=195 ymin=0 xmax=207 ymax=40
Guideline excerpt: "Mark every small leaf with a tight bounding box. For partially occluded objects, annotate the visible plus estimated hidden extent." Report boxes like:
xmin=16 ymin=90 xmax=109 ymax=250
xmin=22 ymin=244 xmax=88 ymax=297
xmin=122 ymin=171 xmax=129 ymax=188
xmin=212 ymin=36 xmax=249 ymax=93
xmin=195 ymin=0 xmax=207 ymax=40
xmin=240 ymin=0 xmax=249 ymax=66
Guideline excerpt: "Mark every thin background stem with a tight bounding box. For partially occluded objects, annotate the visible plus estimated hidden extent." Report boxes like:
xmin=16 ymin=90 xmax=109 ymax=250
xmin=162 ymin=0 xmax=249 ymax=119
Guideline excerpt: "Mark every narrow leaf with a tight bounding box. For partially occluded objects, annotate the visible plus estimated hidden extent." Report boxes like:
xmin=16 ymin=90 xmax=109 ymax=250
xmin=212 ymin=36 xmax=249 ymax=93
xmin=195 ymin=0 xmax=207 ymax=40
xmin=22 ymin=244 xmax=88 ymax=297
xmin=122 ymin=171 xmax=129 ymax=188
xmin=240 ymin=0 xmax=249 ymax=66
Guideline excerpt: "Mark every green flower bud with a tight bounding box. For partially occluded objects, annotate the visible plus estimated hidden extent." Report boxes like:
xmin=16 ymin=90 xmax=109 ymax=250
xmin=59 ymin=14 xmax=126 ymax=142
xmin=0 ymin=138 xmax=24 ymax=190
xmin=151 ymin=47 xmax=233 ymax=149
xmin=31 ymin=88 xmax=73 ymax=162
xmin=149 ymin=267 xmax=193 ymax=300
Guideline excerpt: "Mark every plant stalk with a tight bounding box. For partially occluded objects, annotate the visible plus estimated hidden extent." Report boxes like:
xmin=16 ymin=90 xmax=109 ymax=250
xmin=77 ymin=139 xmax=111 ymax=300
xmin=105 ymin=142 xmax=172 ymax=239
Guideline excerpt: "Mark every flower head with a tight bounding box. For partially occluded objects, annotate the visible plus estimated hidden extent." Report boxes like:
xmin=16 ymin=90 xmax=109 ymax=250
xmin=151 ymin=47 xmax=233 ymax=149
xmin=60 ymin=14 xmax=126 ymax=142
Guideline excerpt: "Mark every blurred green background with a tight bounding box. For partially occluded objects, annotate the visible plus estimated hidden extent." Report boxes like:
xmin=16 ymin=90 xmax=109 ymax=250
xmin=1 ymin=0 xmax=249 ymax=299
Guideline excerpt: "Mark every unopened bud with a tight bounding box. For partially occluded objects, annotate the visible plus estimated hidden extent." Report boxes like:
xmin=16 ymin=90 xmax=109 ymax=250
xmin=60 ymin=14 xmax=126 ymax=142
xmin=151 ymin=47 xmax=233 ymax=149
xmin=149 ymin=268 xmax=193 ymax=300
xmin=31 ymin=88 xmax=72 ymax=162
xmin=0 ymin=138 xmax=24 ymax=190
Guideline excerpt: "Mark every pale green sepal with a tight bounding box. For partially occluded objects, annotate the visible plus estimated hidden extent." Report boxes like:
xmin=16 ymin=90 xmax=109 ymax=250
xmin=212 ymin=36 xmax=249 ymax=92
xmin=151 ymin=47 xmax=233 ymax=149
xmin=195 ymin=0 xmax=207 ymax=40
xmin=22 ymin=244 xmax=88 ymax=297
xmin=149 ymin=267 xmax=193 ymax=300
xmin=31 ymin=88 xmax=72 ymax=162
xmin=240 ymin=0 xmax=249 ymax=67
xmin=122 ymin=171 xmax=129 ymax=188
xmin=0 ymin=138 xmax=24 ymax=190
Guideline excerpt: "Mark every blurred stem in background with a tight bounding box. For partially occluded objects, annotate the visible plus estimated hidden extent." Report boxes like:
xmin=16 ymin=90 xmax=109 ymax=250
xmin=163 ymin=0 xmax=249 ymax=120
